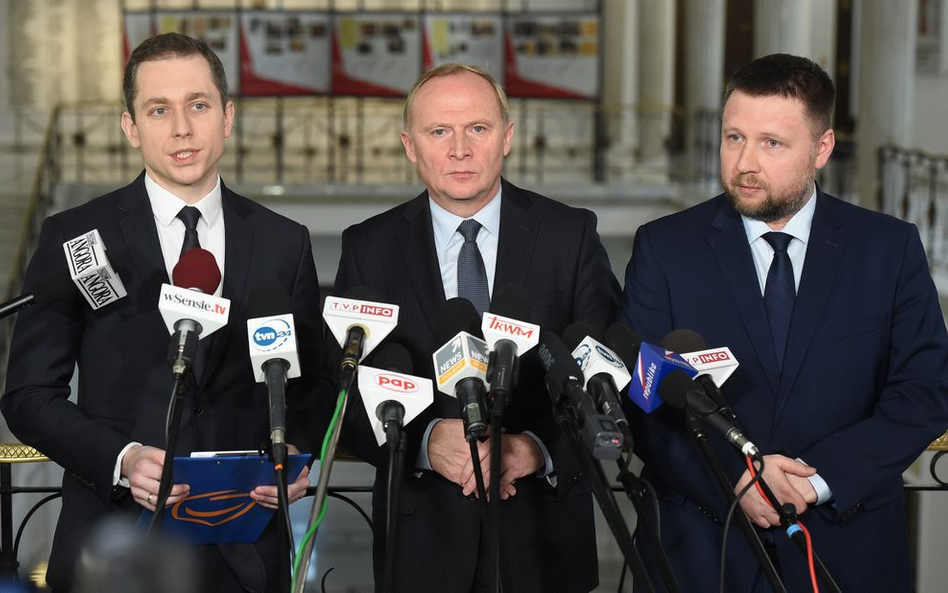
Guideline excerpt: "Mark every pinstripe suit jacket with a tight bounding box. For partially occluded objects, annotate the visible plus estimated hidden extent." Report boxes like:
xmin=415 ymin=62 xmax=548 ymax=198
xmin=334 ymin=178 xmax=620 ymax=593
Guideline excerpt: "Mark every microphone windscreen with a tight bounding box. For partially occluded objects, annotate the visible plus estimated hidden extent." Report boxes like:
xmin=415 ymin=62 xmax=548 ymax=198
xmin=538 ymin=330 xmax=584 ymax=388
xmin=489 ymin=283 xmax=530 ymax=321
xmin=342 ymin=285 xmax=383 ymax=302
xmin=656 ymin=369 xmax=695 ymax=411
xmin=248 ymin=281 xmax=292 ymax=318
xmin=604 ymin=323 xmax=642 ymax=368
xmin=369 ymin=343 xmax=413 ymax=374
xmin=563 ymin=322 xmax=602 ymax=351
xmin=661 ymin=329 xmax=708 ymax=354
xmin=437 ymin=297 xmax=483 ymax=343
xmin=172 ymin=248 xmax=221 ymax=294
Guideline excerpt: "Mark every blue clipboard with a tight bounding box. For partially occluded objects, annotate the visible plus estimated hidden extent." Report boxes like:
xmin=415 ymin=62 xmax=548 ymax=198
xmin=139 ymin=453 xmax=311 ymax=544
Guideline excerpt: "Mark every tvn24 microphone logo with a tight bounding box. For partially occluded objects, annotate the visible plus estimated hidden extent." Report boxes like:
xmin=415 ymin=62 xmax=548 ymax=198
xmin=251 ymin=318 xmax=293 ymax=352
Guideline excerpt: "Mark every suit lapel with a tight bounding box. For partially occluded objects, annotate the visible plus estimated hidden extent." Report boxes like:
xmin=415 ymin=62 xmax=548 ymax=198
xmin=708 ymin=199 xmax=781 ymax=396
xmin=199 ymin=184 xmax=253 ymax=387
xmin=398 ymin=193 xmax=445 ymax=337
xmin=773 ymin=191 xmax=847 ymax=423
xmin=493 ymin=180 xmax=539 ymax=299
xmin=118 ymin=174 xmax=168 ymax=290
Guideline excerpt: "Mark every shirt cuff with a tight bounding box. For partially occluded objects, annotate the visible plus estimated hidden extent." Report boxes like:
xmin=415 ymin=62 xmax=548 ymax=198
xmin=522 ymin=430 xmax=555 ymax=480
xmin=114 ymin=442 xmax=142 ymax=488
xmin=415 ymin=418 xmax=442 ymax=471
xmin=796 ymin=457 xmax=833 ymax=505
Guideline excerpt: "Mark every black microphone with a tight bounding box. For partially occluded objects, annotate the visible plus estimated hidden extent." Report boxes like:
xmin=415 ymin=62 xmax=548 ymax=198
xmin=432 ymin=298 xmax=490 ymax=440
xmin=482 ymin=284 xmax=539 ymax=412
xmin=662 ymin=329 xmax=739 ymax=421
xmin=367 ymin=344 xmax=415 ymax=446
xmin=658 ymin=369 xmax=761 ymax=459
xmin=247 ymin=282 xmax=300 ymax=466
xmin=538 ymin=331 xmax=623 ymax=460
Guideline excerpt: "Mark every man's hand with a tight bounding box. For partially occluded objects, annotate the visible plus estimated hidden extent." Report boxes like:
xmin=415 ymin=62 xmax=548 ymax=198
xmin=251 ymin=444 xmax=311 ymax=509
xmin=122 ymin=445 xmax=190 ymax=510
xmin=429 ymin=419 xmax=490 ymax=496
xmin=494 ymin=433 xmax=544 ymax=500
xmin=734 ymin=454 xmax=817 ymax=528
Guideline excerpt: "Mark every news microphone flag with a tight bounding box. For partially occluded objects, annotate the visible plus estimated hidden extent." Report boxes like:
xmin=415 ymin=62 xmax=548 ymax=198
xmin=433 ymin=331 xmax=490 ymax=395
xmin=481 ymin=312 xmax=540 ymax=355
xmin=358 ymin=365 xmax=434 ymax=446
xmin=628 ymin=342 xmax=697 ymax=413
xmin=323 ymin=295 xmax=398 ymax=361
xmin=159 ymin=284 xmax=230 ymax=339
xmin=247 ymin=314 xmax=301 ymax=382
xmin=679 ymin=346 xmax=739 ymax=387
xmin=572 ymin=336 xmax=632 ymax=392
xmin=63 ymin=229 xmax=126 ymax=309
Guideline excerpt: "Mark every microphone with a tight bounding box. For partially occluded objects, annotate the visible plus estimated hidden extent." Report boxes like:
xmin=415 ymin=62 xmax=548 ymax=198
xmin=358 ymin=343 xmax=434 ymax=448
xmin=62 ymin=229 xmax=127 ymax=310
xmin=158 ymin=249 xmax=230 ymax=378
xmin=666 ymin=329 xmax=740 ymax=388
xmin=537 ymin=330 xmax=623 ymax=460
xmin=564 ymin=322 xmax=633 ymax=442
xmin=481 ymin=284 xmax=539 ymax=410
xmin=625 ymin=334 xmax=696 ymax=414
xmin=658 ymin=369 xmax=761 ymax=459
xmin=323 ymin=287 xmax=399 ymax=383
xmin=246 ymin=282 xmax=300 ymax=464
xmin=432 ymin=298 xmax=491 ymax=440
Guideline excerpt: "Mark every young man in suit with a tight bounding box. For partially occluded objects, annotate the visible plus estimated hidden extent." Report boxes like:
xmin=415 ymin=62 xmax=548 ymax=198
xmin=1 ymin=33 xmax=332 ymax=591
xmin=621 ymin=53 xmax=948 ymax=591
xmin=334 ymin=63 xmax=620 ymax=592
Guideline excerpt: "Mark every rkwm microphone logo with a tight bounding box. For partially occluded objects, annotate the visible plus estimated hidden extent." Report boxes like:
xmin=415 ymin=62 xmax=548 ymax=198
xmin=486 ymin=315 xmax=535 ymax=338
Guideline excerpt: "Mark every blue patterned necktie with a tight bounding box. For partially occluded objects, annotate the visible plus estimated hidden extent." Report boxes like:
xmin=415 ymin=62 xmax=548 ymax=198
xmin=456 ymin=219 xmax=490 ymax=315
xmin=762 ymin=231 xmax=795 ymax=371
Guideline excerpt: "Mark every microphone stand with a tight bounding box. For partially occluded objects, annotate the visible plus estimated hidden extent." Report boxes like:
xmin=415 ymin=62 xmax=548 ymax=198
xmin=381 ymin=424 xmax=406 ymax=593
xmin=684 ymin=413 xmax=787 ymax=593
xmin=552 ymin=402 xmax=656 ymax=593
xmin=485 ymin=342 xmax=516 ymax=593
xmin=613 ymin=455 xmax=680 ymax=592
xmin=264 ymin=361 xmax=294 ymax=578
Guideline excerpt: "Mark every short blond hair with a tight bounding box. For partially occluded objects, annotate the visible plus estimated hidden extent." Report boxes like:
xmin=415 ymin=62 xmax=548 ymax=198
xmin=403 ymin=63 xmax=509 ymax=130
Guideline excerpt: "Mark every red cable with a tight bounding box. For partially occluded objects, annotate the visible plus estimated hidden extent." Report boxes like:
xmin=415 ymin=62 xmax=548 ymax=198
xmin=744 ymin=455 xmax=820 ymax=593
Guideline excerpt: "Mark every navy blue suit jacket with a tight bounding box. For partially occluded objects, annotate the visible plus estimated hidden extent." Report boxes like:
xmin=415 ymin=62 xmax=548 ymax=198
xmin=621 ymin=189 xmax=948 ymax=592
xmin=2 ymin=173 xmax=333 ymax=592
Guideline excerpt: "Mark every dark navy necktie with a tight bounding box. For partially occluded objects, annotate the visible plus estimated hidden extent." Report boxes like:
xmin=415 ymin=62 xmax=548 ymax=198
xmin=457 ymin=219 xmax=490 ymax=316
xmin=762 ymin=231 xmax=795 ymax=371
xmin=176 ymin=206 xmax=202 ymax=257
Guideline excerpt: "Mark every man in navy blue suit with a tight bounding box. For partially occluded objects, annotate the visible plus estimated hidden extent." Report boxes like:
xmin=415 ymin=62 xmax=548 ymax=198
xmin=622 ymin=53 xmax=948 ymax=591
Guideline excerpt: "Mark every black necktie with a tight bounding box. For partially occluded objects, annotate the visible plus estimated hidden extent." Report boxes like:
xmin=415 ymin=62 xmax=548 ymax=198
xmin=762 ymin=232 xmax=795 ymax=371
xmin=177 ymin=206 xmax=202 ymax=257
xmin=456 ymin=219 xmax=490 ymax=316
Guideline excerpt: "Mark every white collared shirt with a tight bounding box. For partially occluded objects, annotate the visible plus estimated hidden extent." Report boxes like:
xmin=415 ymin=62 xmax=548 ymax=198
xmin=428 ymin=185 xmax=502 ymax=299
xmin=145 ymin=173 xmax=226 ymax=297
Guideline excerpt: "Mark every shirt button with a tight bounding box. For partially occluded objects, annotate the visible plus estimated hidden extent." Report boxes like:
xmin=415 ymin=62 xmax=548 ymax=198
xmin=192 ymin=405 xmax=204 ymax=416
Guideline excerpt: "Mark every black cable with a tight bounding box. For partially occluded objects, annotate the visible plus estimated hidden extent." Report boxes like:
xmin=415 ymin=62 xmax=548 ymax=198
xmin=149 ymin=375 xmax=191 ymax=532
xmin=382 ymin=427 xmax=406 ymax=593
xmin=616 ymin=563 xmax=628 ymax=593
xmin=275 ymin=465 xmax=295 ymax=566
xmin=469 ymin=440 xmax=489 ymax=513
xmin=720 ymin=456 xmax=766 ymax=593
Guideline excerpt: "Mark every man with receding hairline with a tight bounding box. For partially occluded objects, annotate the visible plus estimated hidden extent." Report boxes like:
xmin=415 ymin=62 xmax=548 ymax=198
xmin=621 ymin=53 xmax=948 ymax=592
xmin=335 ymin=63 xmax=619 ymax=592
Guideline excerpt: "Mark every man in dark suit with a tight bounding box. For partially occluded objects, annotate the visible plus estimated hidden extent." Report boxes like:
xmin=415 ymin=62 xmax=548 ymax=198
xmin=621 ymin=53 xmax=948 ymax=591
xmin=334 ymin=63 xmax=619 ymax=593
xmin=1 ymin=33 xmax=331 ymax=592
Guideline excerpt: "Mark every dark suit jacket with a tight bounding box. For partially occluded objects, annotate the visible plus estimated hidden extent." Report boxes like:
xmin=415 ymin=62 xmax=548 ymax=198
xmin=334 ymin=178 xmax=620 ymax=593
xmin=1 ymin=173 xmax=333 ymax=592
xmin=621 ymin=188 xmax=948 ymax=592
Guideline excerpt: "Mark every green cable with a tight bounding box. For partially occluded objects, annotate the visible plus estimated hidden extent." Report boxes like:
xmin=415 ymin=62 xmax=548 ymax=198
xmin=290 ymin=388 xmax=347 ymax=591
